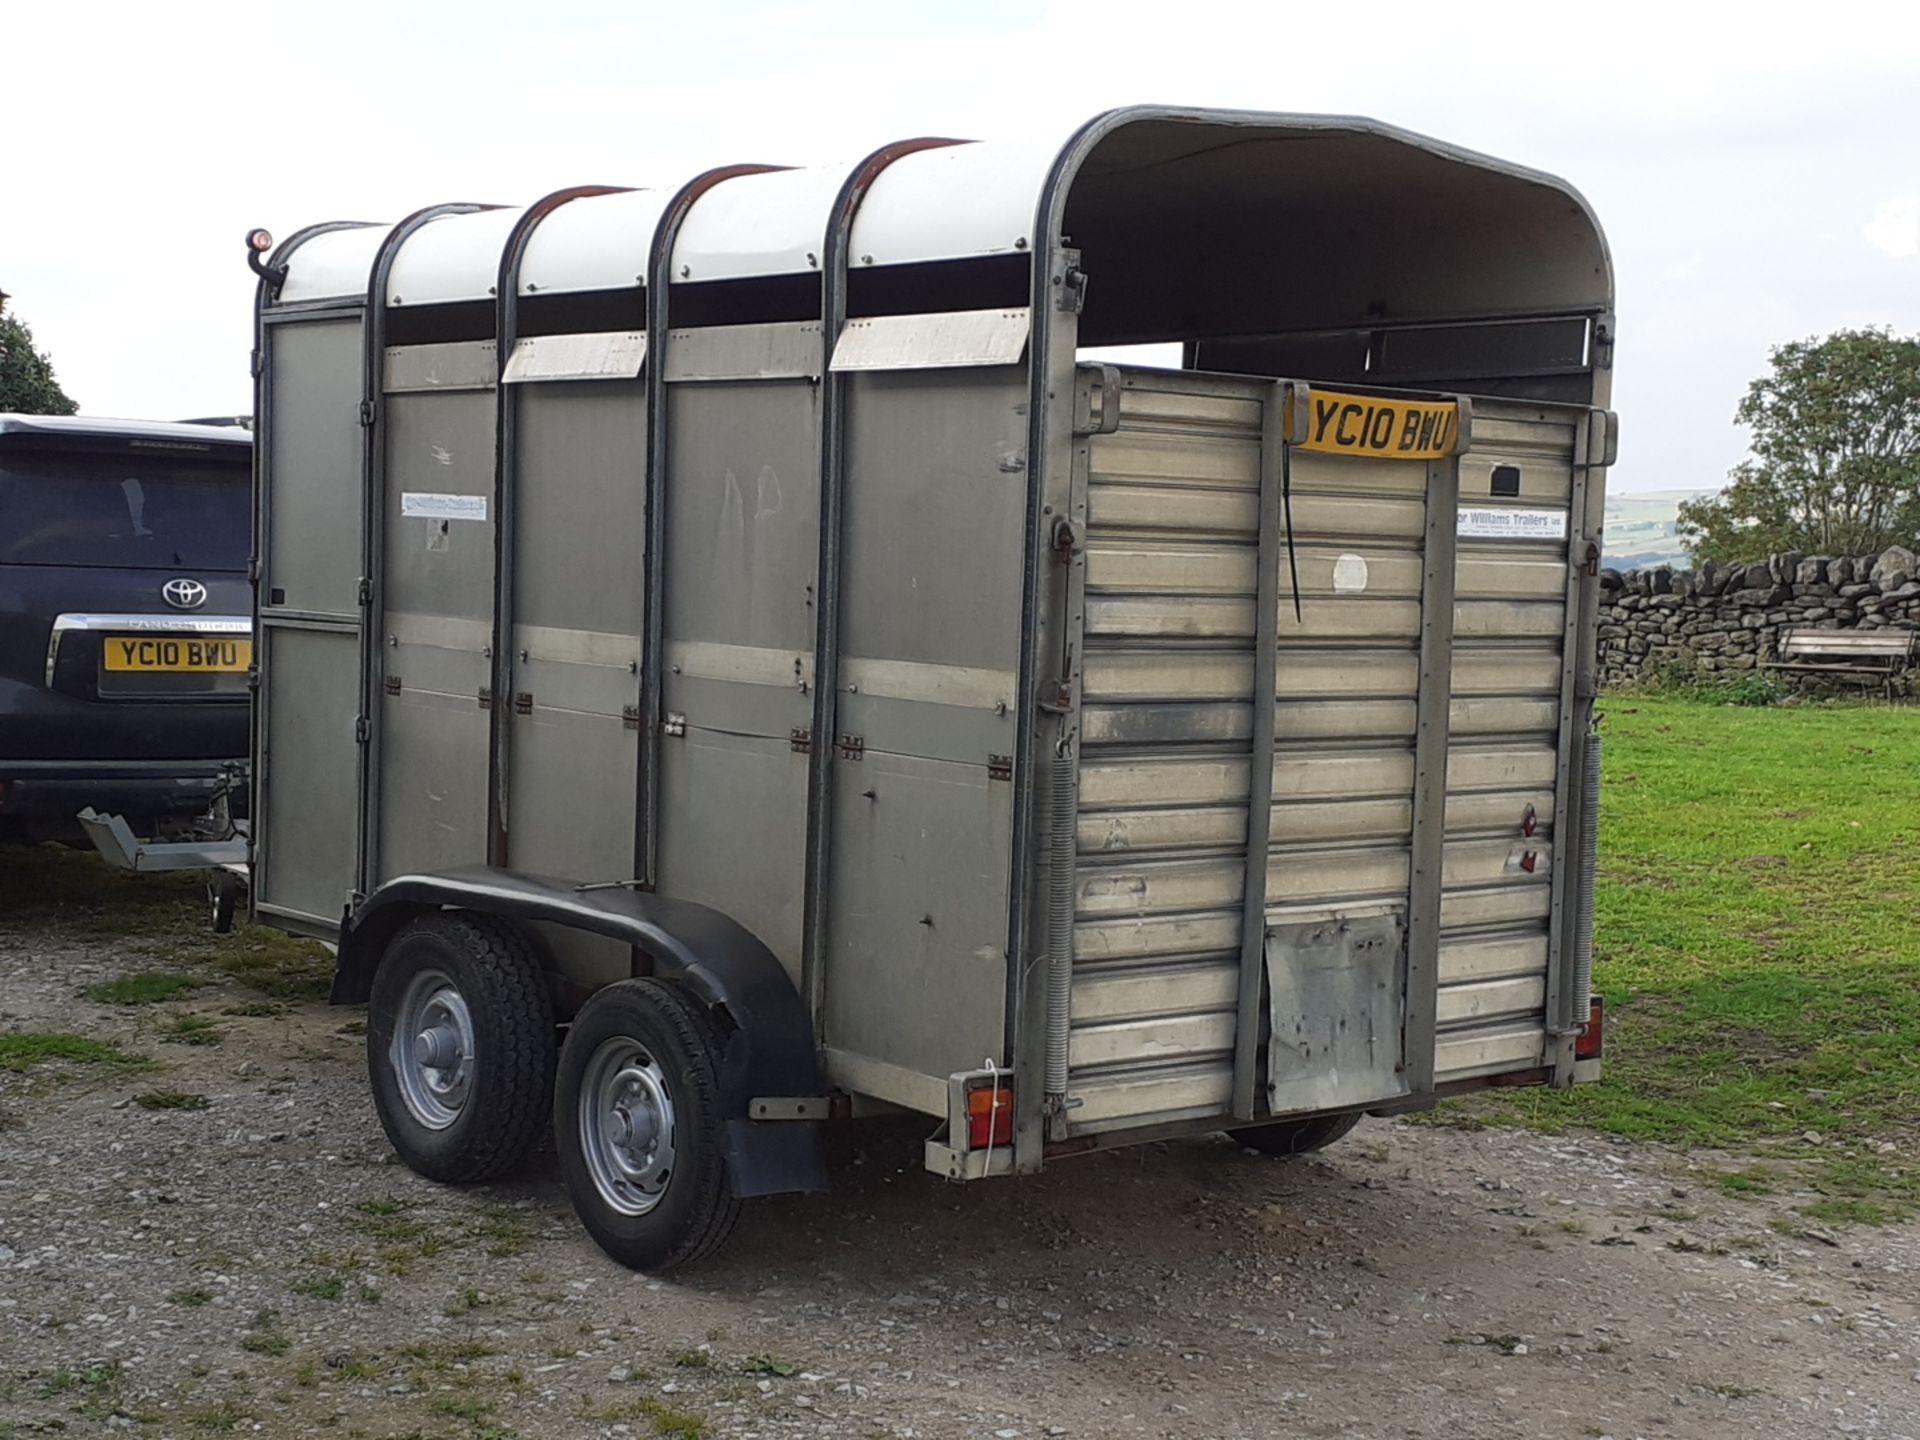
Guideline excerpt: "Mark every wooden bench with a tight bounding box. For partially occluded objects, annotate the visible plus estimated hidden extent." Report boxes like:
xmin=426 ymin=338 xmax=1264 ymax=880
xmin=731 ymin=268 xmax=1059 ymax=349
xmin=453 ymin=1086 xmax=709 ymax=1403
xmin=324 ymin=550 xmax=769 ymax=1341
xmin=1765 ymin=627 xmax=1917 ymax=697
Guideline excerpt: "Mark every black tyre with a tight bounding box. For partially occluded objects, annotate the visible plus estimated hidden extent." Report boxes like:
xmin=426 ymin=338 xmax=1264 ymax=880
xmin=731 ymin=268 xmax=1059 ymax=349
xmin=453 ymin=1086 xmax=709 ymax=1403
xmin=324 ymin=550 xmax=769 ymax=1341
xmin=366 ymin=912 xmax=556 ymax=1184
xmin=208 ymin=873 xmax=240 ymax=935
xmin=1229 ymin=1111 xmax=1362 ymax=1158
xmin=554 ymin=979 xmax=741 ymax=1272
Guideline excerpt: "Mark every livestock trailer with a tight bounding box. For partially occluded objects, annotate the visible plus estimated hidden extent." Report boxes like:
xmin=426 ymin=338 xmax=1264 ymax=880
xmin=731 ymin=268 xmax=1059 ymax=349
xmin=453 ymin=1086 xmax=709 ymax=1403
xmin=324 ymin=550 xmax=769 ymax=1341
xmin=247 ymin=106 xmax=1616 ymax=1270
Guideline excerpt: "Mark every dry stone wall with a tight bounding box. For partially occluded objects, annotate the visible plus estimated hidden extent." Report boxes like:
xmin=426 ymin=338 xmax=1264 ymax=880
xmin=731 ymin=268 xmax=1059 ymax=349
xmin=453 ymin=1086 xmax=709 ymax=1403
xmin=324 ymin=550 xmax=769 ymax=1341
xmin=1598 ymin=545 xmax=1920 ymax=688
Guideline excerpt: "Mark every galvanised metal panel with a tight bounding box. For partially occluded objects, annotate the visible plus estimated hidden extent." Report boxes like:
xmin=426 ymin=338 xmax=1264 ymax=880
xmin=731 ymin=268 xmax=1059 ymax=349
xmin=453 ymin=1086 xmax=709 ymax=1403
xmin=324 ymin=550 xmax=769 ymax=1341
xmin=1434 ymin=399 xmax=1582 ymax=1082
xmin=822 ymin=749 xmax=1012 ymax=1077
xmin=376 ymin=373 xmax=496 ymax=880
xmin=503 ymin=382 xmax=646 ymax=883
xmin=655 ymin=369 xmax=821 ymax=976
xmin=256 ymin=626 xmax=359 ymax=923
xmin=265 ymin=319 xmax=364 ymax=616
xmin=1067 ymin=368 xmax=1266 ymax=1131
xmin=819 ymin=366 xmax=1026 ymax=1083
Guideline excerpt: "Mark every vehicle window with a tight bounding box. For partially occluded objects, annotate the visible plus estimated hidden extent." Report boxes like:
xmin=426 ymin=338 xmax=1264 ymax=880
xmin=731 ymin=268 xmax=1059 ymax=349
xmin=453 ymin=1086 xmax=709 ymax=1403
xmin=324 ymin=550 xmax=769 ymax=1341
xmin=0 ymin=449 xmax=250 ymax=570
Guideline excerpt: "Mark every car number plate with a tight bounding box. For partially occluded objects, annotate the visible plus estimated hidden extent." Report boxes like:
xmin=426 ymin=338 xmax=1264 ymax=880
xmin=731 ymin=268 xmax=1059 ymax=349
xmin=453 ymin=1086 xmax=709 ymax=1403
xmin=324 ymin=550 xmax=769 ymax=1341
xmin=103 ymin=635 xmax=254 ymax=673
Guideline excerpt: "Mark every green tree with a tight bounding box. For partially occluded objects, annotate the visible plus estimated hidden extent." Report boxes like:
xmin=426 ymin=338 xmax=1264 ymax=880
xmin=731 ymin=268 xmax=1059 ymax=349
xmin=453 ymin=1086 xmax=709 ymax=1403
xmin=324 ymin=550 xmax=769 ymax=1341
xmin=0 ymin=309 xmax=79 ymax=415
xmin=1680 ymin=328 xmax=1920 ymax=563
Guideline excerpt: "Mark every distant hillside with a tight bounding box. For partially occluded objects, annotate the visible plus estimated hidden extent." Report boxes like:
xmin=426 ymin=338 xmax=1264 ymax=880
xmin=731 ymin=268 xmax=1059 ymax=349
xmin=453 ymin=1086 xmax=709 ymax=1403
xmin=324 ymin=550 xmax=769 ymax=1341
xmin=1603 ymin=487 xmax=1716 ymax=570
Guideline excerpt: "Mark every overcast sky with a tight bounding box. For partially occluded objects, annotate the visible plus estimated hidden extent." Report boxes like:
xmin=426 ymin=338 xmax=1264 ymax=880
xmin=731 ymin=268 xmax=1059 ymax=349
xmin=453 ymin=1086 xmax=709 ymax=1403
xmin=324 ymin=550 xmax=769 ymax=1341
xmin=5 ymin=0 xmax=1917 ymax=494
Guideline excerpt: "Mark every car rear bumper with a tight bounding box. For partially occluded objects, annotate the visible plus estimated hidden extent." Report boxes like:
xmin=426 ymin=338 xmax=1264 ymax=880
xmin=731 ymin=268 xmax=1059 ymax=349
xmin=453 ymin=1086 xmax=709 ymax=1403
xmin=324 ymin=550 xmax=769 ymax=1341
xmin=0 ymin=758 xmax=248 ymax=829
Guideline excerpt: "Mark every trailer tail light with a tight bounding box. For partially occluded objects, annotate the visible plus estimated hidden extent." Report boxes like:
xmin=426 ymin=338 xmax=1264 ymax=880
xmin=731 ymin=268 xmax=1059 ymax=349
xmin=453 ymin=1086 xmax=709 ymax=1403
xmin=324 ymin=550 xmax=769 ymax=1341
xmin=1575 ymin=996 xmax=1605 ymax=1061
xmin=966 ymin=1083 xmax=1014 ymax=1149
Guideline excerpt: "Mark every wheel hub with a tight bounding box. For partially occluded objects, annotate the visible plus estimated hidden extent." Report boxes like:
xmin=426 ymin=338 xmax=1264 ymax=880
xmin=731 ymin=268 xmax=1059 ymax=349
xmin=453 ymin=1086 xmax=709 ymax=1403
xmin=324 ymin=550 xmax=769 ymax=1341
xmin=580 ymin=1042 xmax=676 ymax=1216
xmin=390 ymin=971 xmax=475 ymax=1131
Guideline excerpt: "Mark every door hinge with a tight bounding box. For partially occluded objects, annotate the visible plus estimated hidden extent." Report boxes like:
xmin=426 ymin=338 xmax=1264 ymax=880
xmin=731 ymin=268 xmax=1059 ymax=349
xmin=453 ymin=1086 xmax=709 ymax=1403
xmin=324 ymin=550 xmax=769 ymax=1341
xmin=663 ymin=712 xmax=687 ymax=738
xmin=622 ymin=704 xmax=642 ymax=731
xmin=837 ymin=734 xmax=864 ymax=761
xmin=988 ymin=754 xmax=1012 ymax=781
xmin=513 ymin=691 xmax=533 ymax=716
xmin=790 ymin=727 xmax=812 ymax=754
xmin=358 ymin=399 xmax=375 ymax=427
xmin=477 ymin=686 xmax=492 ymax=710
xmin=383 ymin=675 xmax=401 ymax=696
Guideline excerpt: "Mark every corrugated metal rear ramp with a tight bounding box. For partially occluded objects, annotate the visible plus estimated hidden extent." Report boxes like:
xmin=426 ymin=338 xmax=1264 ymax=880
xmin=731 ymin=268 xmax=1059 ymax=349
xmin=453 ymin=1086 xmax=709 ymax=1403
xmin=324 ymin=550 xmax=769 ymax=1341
xmin=1066 ymin=366 xmax=1578 ymax=1134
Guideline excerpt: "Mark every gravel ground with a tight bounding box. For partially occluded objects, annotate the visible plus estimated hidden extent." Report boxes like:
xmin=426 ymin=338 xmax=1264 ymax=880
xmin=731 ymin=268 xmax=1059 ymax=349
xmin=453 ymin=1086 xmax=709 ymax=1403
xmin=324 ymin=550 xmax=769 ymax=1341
xmin=4 ymin=930 xmax=1919 ymax=1440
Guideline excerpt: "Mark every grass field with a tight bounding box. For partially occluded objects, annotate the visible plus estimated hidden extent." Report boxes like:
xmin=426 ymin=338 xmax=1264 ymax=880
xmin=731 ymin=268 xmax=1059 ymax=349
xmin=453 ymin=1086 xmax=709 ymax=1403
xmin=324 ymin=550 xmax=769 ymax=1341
xmin=1454 ymin=695 xmax=1920 ymax=1223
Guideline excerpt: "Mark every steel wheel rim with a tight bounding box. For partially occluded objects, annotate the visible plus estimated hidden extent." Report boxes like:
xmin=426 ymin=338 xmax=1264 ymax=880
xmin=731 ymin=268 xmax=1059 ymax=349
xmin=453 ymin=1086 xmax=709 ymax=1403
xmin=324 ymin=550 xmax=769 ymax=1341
xmin=391 ymin=968 xmax=476 ymax=1130
xmin=579 ymin=1036 xmax=676 ymax=1216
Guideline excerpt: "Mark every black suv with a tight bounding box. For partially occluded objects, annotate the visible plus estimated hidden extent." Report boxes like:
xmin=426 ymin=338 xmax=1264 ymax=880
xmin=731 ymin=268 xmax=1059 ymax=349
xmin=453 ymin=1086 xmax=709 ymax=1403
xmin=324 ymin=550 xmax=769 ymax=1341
xmin=0 ymin=415 xmax=252 ymax=843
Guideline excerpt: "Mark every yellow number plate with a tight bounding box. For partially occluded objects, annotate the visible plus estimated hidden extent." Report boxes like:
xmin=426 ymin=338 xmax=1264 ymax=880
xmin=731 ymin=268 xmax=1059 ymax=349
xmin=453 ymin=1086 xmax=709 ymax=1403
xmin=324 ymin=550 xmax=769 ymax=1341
xmin=1294 ymin=389 xmax=1462 ymax=460
xmin=103 ymin=636 xmax=254 ymax=673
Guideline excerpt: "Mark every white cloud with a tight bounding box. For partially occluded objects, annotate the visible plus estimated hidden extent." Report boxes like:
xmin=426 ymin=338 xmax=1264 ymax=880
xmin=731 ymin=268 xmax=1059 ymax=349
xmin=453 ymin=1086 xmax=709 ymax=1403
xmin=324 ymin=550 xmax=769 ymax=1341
xmin=1865 ymin=196 xmax=1920 ymax=259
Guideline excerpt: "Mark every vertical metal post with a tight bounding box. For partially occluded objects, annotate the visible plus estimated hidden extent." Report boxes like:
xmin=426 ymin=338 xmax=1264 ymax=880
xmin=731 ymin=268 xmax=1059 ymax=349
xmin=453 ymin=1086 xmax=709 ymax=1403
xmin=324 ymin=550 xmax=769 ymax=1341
xmin=1229 ymin=381 xmax=1290 ymax=1121
xmin=1546 ymin=408 xmax=1609 ymax=1081
xmin=1404 ymin=445 xmax=1462 ymax=1094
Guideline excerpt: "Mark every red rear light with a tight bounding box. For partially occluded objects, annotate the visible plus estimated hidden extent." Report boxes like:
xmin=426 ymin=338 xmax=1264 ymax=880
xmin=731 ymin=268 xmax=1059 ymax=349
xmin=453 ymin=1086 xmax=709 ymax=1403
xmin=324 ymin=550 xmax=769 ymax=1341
xmin=1575 ymin=996 xmax=1605 ymax=1060
xmin=966 ymin=1083 xmax=1014 ymax=1149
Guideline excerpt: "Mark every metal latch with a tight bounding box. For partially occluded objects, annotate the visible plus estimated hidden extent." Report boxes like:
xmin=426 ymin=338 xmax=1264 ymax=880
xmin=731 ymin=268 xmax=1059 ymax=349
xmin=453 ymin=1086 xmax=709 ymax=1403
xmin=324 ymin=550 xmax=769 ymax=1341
xmin=663 ymin=712 xmax=687 ymax=738
xmin=790 ymin=727 xmax=812 ymax=754
xmin=1057 ymin=261 xmax=1088 ymax=314
xmin=837 ymin=734 xmax=864 ymax=761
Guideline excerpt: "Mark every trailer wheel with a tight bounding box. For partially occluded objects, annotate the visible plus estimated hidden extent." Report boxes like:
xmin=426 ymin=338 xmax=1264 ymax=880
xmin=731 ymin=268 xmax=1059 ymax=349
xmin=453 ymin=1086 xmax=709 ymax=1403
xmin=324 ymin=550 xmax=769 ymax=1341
xmin=208 ymin=872 xmax=241 ymax=935
xmin=1230 ymin=1112 xmax=1362 ymax=1159
xmin=366 ymin=912 xmax=555 ymax=1184
xmin=554 ymin=979 xmax=741 ymax=1272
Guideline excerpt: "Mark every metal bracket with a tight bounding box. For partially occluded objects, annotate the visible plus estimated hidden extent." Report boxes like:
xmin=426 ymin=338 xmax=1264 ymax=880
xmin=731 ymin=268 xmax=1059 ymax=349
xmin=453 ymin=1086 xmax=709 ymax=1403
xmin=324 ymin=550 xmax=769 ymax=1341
xmin=663 ymin=712 xmax=687 ymax=738
xmin=789 ymin=727 xmax=812 ymax=755
xmin=749 ymin=1096 xmax=832 ymax=1121
xmin=836 ymin=734 xmax=864 ymax=761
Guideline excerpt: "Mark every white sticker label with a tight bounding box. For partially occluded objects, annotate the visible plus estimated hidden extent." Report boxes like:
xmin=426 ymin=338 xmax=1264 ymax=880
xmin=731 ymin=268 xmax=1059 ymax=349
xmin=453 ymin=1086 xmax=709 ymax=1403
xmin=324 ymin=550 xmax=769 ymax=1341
xmin=401 ymin=492 xmax=488 ymax=522
xmin=1458 ymin=506 xmax=1566 ymax=540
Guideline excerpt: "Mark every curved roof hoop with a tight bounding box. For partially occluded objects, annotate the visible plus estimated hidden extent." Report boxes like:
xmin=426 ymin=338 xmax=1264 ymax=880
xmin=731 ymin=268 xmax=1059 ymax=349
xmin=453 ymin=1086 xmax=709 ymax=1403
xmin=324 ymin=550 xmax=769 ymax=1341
xmin=636 ymin=164 xmax=790 ymax=887
xmin=487 ymin=185 xmax=635 ymax=867
xmin=800 ymin=134 xmax=971 ymax=1031
xmin=354 ymin=202 xmax=495 ymax=898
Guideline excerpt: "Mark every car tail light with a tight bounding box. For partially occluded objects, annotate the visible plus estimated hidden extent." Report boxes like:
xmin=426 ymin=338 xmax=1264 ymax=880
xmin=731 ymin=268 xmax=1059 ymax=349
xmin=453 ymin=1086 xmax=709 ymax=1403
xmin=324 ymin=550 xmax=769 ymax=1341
xmin=1575 ymin=996 xmax=1605 ymax=1061
xmin=966 ymin=1082 xmax=1014 ymax=1149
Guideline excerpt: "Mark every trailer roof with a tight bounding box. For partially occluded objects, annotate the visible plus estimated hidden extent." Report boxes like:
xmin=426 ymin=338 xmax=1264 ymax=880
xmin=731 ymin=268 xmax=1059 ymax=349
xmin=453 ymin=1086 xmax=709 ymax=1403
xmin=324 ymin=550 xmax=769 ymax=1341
xmin=267 ymin=106 xmax=1613 ymax=328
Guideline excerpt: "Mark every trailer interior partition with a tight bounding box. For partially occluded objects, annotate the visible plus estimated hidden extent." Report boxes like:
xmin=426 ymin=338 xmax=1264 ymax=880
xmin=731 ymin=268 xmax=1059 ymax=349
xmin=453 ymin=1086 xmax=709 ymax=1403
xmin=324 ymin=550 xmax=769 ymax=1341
xmin=248 ymin=106 xmax=1615 ymax=1271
